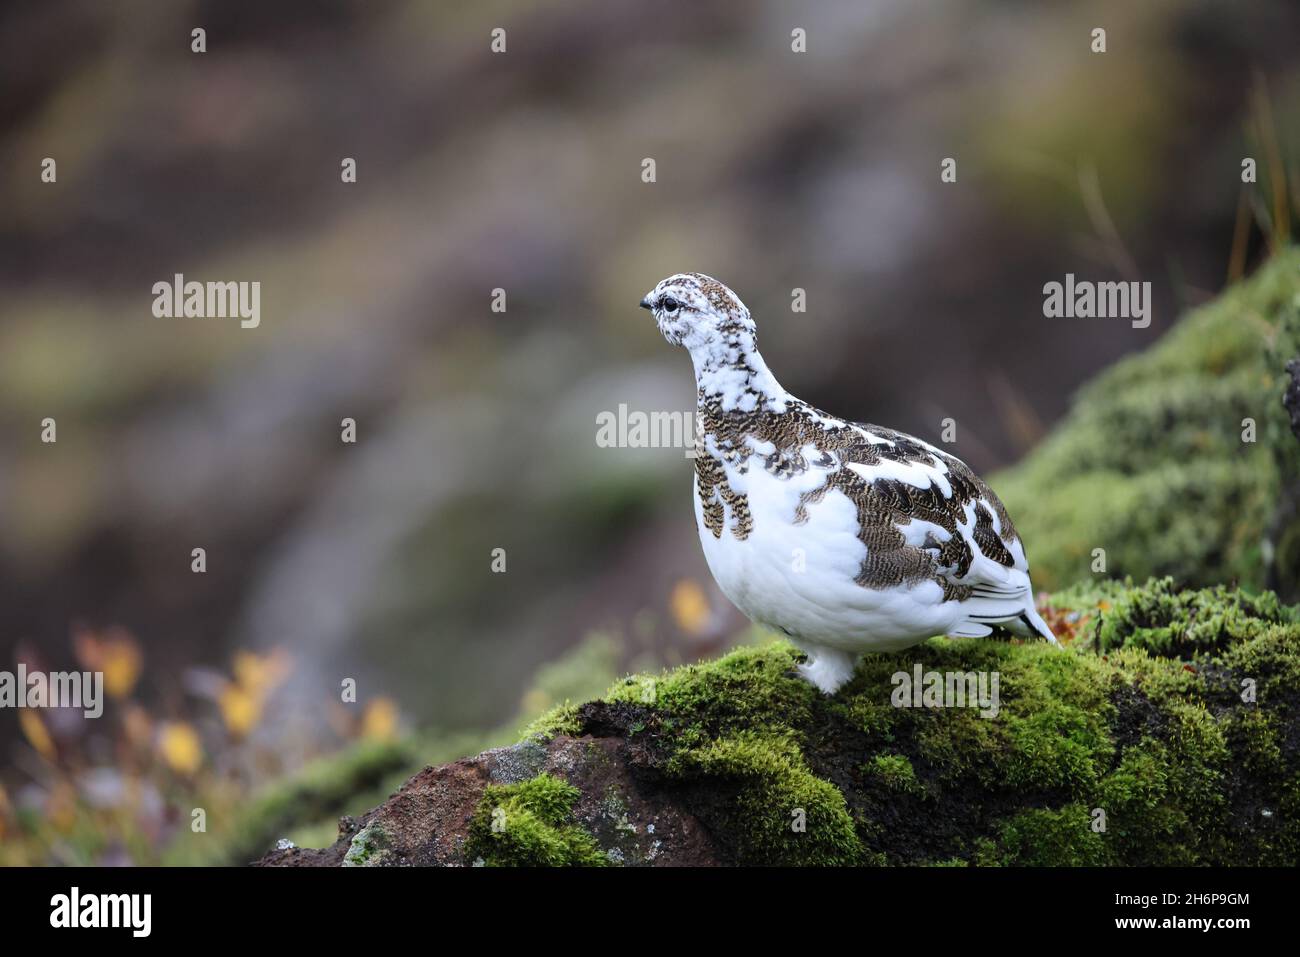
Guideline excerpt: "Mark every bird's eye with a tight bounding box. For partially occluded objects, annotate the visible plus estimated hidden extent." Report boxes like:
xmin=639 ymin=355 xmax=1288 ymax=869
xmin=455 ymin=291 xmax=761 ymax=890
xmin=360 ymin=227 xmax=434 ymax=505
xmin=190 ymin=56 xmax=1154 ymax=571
xmin=661 ymin=296 xmax=680 ymax=313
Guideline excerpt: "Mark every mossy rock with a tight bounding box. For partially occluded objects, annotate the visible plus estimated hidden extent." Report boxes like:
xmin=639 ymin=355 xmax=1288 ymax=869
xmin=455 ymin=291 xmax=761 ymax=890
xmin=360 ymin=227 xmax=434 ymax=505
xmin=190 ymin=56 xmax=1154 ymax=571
xmin=465 ymin=774 xmax=608 ymax=867
xmin=254 ymin=258 xmax=1300 ymax=867
xmin=262 ymin=578 xmax=1300 ymax=867
xmin=994 ymin=249 xmax=1300 ymax=598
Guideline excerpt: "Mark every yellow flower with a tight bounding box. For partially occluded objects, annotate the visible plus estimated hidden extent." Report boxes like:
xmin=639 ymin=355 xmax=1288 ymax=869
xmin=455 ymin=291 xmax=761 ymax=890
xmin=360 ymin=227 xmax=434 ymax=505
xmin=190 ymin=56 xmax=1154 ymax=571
xmin=101 ymin=633 xmax=143 ymax=699
xmin=670 ymin=579 xmax=711 ymax=636
xmin=158 ymin=722 xmax=203 ymax=775
xmin=74 ymin=627 xmax=142 ymax=699
xmin=218 ymin=683 xmax=261 ymax=738
xmin=360 ymin=698 xmax=399 ymax=742
xmin=232 ymin=648 xmax=291 ymax=699
xmin=19 ymin=709 xmax=56 ymax=760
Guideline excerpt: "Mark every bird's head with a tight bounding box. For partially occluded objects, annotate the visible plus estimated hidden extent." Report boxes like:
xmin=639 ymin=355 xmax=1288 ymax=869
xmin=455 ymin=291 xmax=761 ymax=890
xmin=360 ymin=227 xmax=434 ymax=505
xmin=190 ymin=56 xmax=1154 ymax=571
xmin=639 ymin=272 xmax=756 ymax=352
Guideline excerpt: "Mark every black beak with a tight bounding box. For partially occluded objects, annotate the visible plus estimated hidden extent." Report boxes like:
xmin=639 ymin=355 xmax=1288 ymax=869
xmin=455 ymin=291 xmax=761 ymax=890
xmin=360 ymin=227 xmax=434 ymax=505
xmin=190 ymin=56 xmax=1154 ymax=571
xmin=639 ymin=297 xmax=653 ymax=310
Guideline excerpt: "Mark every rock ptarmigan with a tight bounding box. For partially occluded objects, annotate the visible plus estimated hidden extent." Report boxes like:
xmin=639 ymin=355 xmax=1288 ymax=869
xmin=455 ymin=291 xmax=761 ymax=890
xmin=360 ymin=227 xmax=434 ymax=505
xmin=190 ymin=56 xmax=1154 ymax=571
xmin=640 ymin=272 xmax=1059 ymax=694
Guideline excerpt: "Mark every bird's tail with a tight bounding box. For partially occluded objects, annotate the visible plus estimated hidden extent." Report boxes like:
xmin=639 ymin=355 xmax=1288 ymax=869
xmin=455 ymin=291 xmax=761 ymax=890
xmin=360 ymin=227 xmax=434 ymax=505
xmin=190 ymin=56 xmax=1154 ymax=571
xmin=947 ymin=576 xmax=1060 ymax=646
xmin=1018 ymin=604 xmax=1059 ymax=646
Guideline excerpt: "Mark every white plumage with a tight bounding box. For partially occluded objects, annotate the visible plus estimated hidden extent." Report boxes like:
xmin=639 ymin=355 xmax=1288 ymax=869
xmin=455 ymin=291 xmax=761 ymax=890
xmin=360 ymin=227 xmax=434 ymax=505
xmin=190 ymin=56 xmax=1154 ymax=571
xmin=641 ymin=272 xmax=1058 ymax=693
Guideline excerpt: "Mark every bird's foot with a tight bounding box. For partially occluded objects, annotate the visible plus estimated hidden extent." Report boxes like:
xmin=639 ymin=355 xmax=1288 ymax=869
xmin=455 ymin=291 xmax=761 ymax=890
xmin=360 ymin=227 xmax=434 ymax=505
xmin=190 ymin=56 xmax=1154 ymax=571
xmin=793 ymin=646 xmax=859 ymax=696
xmin=782 ymin=648 xmax=809 ymax=681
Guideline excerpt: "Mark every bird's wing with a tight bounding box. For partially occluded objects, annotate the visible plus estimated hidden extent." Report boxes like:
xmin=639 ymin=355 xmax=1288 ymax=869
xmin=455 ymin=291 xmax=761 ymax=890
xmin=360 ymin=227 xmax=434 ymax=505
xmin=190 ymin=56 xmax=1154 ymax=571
xmin=817 ymin=420 xmax=1050 ymax=636
xmin=830 ymin=421 xmax=1026 ymax=570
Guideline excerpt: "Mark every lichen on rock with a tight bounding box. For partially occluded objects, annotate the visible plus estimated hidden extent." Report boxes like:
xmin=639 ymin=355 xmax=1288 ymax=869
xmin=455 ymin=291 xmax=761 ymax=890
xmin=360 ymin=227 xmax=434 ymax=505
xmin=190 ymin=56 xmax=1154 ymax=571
xmin=343 ymin=823 xmax=393 ymax=867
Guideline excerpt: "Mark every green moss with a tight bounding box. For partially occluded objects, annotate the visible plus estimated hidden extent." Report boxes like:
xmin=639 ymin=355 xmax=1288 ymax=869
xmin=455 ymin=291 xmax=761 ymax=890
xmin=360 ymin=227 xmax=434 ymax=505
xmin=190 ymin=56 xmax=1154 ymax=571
xmin=1220 ymin=617 xmax=1300 ymax=704
xmin=1228 ymin=709 xmax=1284 ymax=777
xmin=554 ymin=576 xmax=1300 ymax=865
xmin=606 ymin=643 xmax=819 ymax=747
xmin=522 ymin=703 xmax=583 ymax=740
xmin=993 ymin=805 xmax=1109 ymax=866
xmin=1095 ymin=740 xmax=1187 ymax=864
xmin=1092 ymin=577 xmax=1296 ymax=656
xmin=670 ymin=731 xmax=863 ymax=866
xmin=466 ymin=774 xmax=607 ymax=867
xmin=1000 ymin=652 xmax=1114 ymax=795
xmin=600 ymin=645 xmax=862 ymax=864
xmin=868 ymin=754 xmax=921 ymax=795
xmin=995 ymin=249 xmax=1300 ymax=598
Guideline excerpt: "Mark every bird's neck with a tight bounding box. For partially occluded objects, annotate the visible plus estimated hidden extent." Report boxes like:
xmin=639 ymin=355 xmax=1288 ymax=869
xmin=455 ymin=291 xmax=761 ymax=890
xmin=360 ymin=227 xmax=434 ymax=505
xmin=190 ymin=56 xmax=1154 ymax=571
xmin=690 ymin=336 xmax=788 ymax=412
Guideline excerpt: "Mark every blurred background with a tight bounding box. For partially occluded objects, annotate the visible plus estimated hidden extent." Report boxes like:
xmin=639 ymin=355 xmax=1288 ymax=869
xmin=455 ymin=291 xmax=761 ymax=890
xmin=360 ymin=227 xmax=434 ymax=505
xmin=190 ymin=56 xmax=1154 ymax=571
xmin=1 ymin=0 xmax=1297 ymax=863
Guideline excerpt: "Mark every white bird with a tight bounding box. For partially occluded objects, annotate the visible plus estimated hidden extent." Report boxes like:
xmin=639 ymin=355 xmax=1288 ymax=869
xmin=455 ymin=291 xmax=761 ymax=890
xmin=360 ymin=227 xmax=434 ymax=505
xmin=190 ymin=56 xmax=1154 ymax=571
xmin=641 ymin=272 xmax=1058 ymax=694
